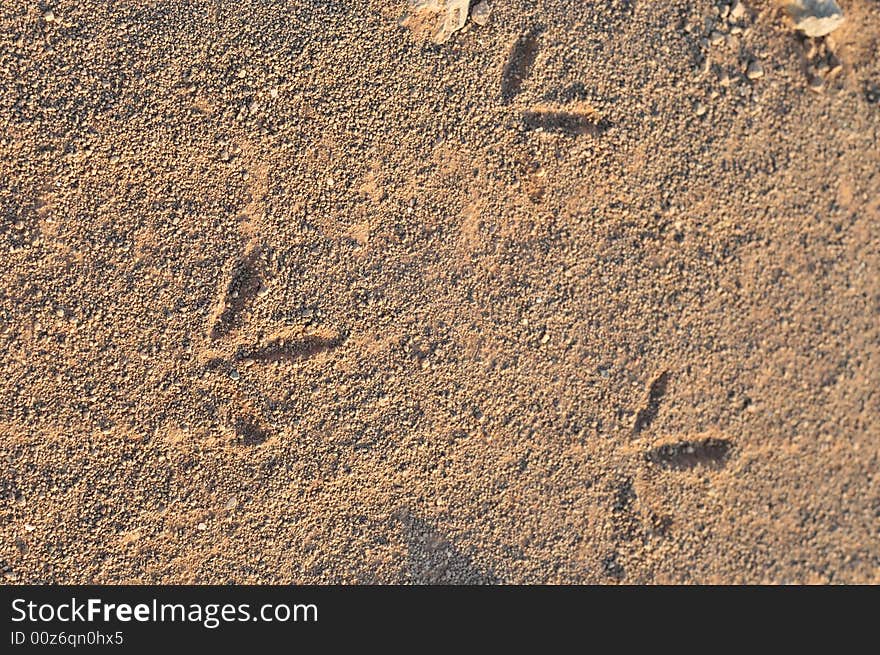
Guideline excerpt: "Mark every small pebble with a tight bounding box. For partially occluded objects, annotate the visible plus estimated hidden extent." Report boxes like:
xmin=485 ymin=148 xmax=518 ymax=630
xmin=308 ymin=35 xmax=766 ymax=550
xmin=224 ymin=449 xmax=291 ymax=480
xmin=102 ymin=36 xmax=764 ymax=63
xmin=471 ymin=1 xmax=491 ymax=27
xmin=746 ymin=60 xmax=764 ymax=80
xmin=197 ymin=522 xmax=207 ymax=531
xmin=828 ymin=55 xmax=843 ymax=77
xmin=730 ymin=1 xmax=746 ymax=20
xmin=43 ymin=10 xmax=55 ymax=22
xmin=808 ymin=75 xmax=824 ymax=93
xmin=709 ymin=31 xmax=725 ymax=45
xmin=229 ymin=370 xmax=240 ymax=381
xmin=694 ymin=101 xmax=707 ymax=116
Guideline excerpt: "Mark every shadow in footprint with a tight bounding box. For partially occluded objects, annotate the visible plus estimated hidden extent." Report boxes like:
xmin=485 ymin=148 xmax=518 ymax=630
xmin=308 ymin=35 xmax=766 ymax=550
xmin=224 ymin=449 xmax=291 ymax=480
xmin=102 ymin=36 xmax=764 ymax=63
xmin=396 ymin=510 xmax=498 ymax=584
xmin=235 ymin=333 xmax=340 ymax=363
xmin=233 ymin=414 xmax=270 ymax=446
xmin=633 ymin=371 xmax=670 ymax=436
xmin=501 ymin=28 xmax=542 ymax=104
xmin=522 ymin=110 xmax=608 ymax=136
xmin=645 ymin=438 xmax=732 ymax=470
xmin=211 ymin=248 xmax=263 ymax=339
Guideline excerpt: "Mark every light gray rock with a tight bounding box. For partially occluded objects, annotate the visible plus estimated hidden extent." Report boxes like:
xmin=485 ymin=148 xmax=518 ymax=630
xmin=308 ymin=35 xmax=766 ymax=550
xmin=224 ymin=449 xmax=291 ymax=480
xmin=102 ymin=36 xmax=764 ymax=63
xmin=404 ymin=0 xmax=470 ymax=44
xmin=746 ymin=60 xmax=764 ymax=80
xmin=471 ymin=1 xmax=492 ymax=27
xmin=786 ymin=0 xmax=845 ymax=38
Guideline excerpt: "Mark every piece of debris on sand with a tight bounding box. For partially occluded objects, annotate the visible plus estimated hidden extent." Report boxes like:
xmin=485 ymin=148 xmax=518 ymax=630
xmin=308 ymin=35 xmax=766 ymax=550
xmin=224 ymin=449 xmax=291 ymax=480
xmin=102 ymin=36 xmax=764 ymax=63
xmin=785 ymin=0 xmax=845 ymax=38
xmin=522 ymin=102 xmax=607 ymax=137
xmin=471 ymin=1 xmax=492 ymax=27
xmin=400 ymin=0 xmax=470 ymax=44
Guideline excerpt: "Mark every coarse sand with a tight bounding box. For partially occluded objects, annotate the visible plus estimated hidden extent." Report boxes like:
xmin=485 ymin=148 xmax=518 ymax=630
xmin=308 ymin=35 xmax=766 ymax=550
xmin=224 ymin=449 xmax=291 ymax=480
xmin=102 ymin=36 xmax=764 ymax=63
xmin=0 ymin=0 xmax=878 ymax=583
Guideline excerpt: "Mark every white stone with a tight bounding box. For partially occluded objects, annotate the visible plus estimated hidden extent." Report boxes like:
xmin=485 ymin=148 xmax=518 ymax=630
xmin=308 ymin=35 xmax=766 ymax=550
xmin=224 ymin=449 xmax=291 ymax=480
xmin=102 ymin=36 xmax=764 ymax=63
xmin=786 ymin=0 xmax=845 ymax=38
xmin=471 ymin=1 xmax=492 ymax=27
xmin=404 ymin=0 xmax=470 ymax=44
xmin=746 ymin=60 xmax=764 ymax=80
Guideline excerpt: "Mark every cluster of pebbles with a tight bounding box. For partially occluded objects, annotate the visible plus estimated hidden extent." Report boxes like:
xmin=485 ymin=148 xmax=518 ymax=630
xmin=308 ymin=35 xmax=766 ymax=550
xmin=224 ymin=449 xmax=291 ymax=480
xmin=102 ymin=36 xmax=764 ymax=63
xmin=691 ymin=0 xmax=763 ymax=85
xmin=691 ymin=0 xmax=849 ymax=101
xmin=687 ymin=0 xmax=764 ymax=119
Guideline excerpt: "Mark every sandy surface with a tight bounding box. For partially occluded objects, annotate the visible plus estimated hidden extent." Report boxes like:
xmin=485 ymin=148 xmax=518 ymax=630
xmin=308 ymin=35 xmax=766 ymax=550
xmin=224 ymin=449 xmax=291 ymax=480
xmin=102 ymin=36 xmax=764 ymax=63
xmin=1 ymin=0 xmax=878 ymax=584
